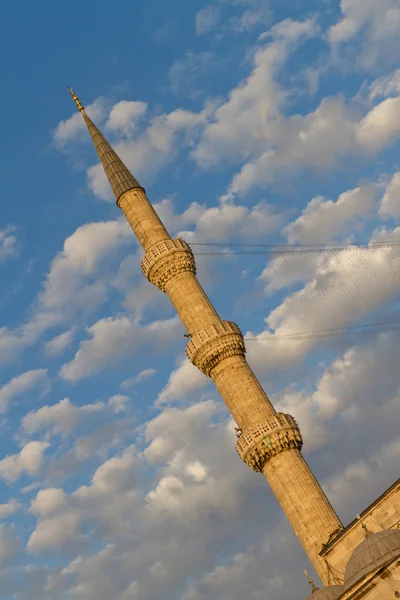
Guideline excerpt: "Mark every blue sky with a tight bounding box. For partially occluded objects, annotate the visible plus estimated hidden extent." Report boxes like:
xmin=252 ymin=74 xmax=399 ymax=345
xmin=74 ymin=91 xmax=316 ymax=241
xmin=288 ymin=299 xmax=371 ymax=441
xmin=0 ymin=0 xmax=400 ymax=598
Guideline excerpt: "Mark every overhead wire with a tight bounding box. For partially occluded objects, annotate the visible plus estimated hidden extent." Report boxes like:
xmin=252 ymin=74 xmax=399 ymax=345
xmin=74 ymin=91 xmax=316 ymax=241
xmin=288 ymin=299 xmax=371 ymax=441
xmin=243 ymin=320 xmax=400 ymax=342
xmin=189 ymin=240 xmax=400 ymax=341
xmin=192 ymin=241 xmax=400 ymax=255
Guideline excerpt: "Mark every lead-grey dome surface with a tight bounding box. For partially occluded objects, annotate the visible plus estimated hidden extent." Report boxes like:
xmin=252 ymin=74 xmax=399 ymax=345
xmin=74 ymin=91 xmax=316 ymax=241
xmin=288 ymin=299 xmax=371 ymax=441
xmin=344 ymin=528 xmax=400 ymax=591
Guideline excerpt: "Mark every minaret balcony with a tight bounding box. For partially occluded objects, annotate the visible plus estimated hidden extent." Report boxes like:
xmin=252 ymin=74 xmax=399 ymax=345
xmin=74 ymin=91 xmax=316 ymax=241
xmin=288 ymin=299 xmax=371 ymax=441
xmin=186 ymin=321 xmax=246 ymax=376
xmin=141 ymin=238 xmax=196 ymax=291
xmin=236 ymin=413 xmax=303 ymax=472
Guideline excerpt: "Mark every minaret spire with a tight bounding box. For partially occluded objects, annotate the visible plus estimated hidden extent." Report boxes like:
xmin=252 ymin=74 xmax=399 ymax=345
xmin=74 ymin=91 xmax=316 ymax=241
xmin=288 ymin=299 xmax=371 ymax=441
xmin=304 ymin=570 xmax=319 ymax=593
xmin=67 ymin=87 xmax=85 ymax=112
xmin=67 ymin=86 xmax=145 ymax=209
xmin=66 ymin=89 xmax=344 ymax=583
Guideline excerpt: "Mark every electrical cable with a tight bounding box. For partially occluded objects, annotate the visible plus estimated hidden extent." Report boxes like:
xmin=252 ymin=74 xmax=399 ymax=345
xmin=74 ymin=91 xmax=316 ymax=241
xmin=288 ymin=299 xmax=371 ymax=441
xmin=193 ymin=241 xmax=400 ymax=255
xmin=244 ymin=319 xmax=400 ymax=341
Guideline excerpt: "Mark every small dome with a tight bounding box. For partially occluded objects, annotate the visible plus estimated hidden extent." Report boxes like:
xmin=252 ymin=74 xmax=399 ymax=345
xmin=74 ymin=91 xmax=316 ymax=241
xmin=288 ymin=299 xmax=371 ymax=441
xmin=344 ymin=528 xmax=400 ymax=591
xmin=306 ymin=584 xmax=344 ymax=600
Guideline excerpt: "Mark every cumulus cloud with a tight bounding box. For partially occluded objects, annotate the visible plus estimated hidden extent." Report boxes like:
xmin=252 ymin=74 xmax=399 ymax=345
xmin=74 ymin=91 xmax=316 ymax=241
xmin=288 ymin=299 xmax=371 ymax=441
xmin=105 ymin=100 xmax=147 ymax=137
xmin=227 ymin=94 xmax=400 ymax=196
xmin=22 ymin=398 xmax=105 ymax=439
xmin=0 ymin=441 xmax=49 ymax=483
xmin=195 ymin=6 xmax=221 ymax=35
xmin=283 ymin=185 xmax=376 ymax=244
xmin=86 ymin=106 xmax=212 ymax=201
xmin=0 ymin=226 xmax=19 ymax=263
xmin=0 ymin=525 xmax=19 ymax=565
xmin=53 ymin=97 xmax=108 ymax=147
xmin=156 ymin=357 xmax=209 ymax=405
xmin=379 ymin=171 xmax=400 ymax=219
xmin=0 ymin=219 xmax=135 ymax=365
xmin=108 ymin=394 xmax=131 ymax=414
xmin=178 ymin=200 xmax=285 ymax=243
xmin=0 ymin=369 xmax=48 ymax=413
xmin=192 ymin=19 xmax=318 ymax=168
xmin=246 ymin=237 xmax=400 ymax=375
xmin=44 ymin=328 xmax=76 ymax=357
xmin=328 ymin=0 xmax=400 ymax=69
xmin=38 ymin=219 xmax=132 ymax=315
xmin=0 ymin=499 xmax=21 ymax=520
xmin=369 ymin=69 xmax=400 ymax=100
xmin=59 ymin=315 xmax=181 ymax=382
xmin=120 ymin=368 xmax=157 ymax=390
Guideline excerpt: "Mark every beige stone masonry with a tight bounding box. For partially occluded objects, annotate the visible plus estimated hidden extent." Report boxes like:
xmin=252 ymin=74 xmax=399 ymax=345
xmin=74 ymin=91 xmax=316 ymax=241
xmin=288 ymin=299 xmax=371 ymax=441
xmin=186 ymin=321 xmax=245 ymax=376
xmin=141 ymin=238 xmax=196 ymax=292
xmin=119 ymin=188 xmax=170 ymax=251
xmin=211 ymin=356 xmax=277 ymax=428
xmin=320 ymin=480 xmax=400 ymax=585
xmin=236 ymin=413 xmax=303 ymax=472
xmin=77 ymin=109 xmax=349 ymax=589
xmin=263 ymin=448 xmax=344 ymax=581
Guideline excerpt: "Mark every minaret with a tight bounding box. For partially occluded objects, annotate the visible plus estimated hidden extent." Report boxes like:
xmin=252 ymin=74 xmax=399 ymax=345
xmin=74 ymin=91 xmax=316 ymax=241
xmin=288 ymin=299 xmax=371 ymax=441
xmin=67 ymin=88 xmax=343 ymax=581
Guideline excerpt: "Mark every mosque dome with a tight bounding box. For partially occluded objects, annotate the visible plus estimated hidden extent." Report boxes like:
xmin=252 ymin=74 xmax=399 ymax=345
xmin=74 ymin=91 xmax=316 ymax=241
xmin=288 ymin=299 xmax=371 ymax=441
xmin=344 ymin=528 xmax=400 ymax=591
xmin=306 ymin=584 xmax=344 ymax=600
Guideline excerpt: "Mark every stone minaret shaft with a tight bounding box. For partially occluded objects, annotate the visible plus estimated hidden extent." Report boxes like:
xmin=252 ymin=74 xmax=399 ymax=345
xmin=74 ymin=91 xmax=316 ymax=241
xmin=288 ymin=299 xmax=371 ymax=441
xmin=68 ymin=88 xmax=343 ymax=581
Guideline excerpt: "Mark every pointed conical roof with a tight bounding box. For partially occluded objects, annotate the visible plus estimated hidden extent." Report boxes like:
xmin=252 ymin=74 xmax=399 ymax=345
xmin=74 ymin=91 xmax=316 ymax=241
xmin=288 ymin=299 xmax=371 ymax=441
xmin=67 ymin=87 xmax=143 ymax=204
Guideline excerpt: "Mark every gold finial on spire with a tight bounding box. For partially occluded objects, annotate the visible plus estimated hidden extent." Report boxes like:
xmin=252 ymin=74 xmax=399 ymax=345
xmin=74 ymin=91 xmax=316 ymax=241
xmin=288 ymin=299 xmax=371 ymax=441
xmin=304 ymin=570 xmax=319 ymax=593
xmin=67 ymin=86 xmax=85 ymax=112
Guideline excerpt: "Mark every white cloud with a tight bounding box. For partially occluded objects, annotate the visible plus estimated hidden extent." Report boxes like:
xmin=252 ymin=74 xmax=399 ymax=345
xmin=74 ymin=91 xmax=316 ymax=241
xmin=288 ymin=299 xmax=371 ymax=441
xmin=39 ymin=219 xmax=132 ymax=314
xmin=108 ymin=394 xmax=131 ymax=414
xmin=30 ymin=488 xmax=68 ymax=517
xmin=0 ymin=369 xmax=48 ymax=413
xmin=0 ymin=499 xmax=21 ymax=519
xmin=0 ymin=218 xmax=135 ymax=365
xmin=379 ymin=171 xmax=400 ymax=219
xmin=0 ymin=441 xmax=49 ymax=483
xmin=283 ymin=185 xmax=376 ymax=244
xmin=86 ymin=106 xmax=211 ymax=201
xmin=0 ymin=226 xmax=19 ymax=263
xmin=356 ymin=97 xmax=400 ymax=152
xmin=247 ymin=238 xmax=400 ymax=375
xmin=195 ymin=6 xmax=221 ymax=35
xmin=105 ymin=100 xmax=147 ymax=137
xmin=44 ymin=328 xmax=76 ymax=357
xmin=178 ymin=200 xmax=284 ymax=243
xmin=0 ymin=525 xmax=19 ymax=564
xmin=369 ymin=69 xmax=400 ymax=100
xmin=328 ymin=0 xmax=400 ymax=69
xmin=120 ymin=368 xmax=157 ymax=390
xmin=169 ymin=52 xmax=216 ymax=93
xmin=193 ymin=19 xmax=318 ymax=168
xmin=323 ymin=436 xmax=400 ymax=520
xmin=156 ymin=357 xmax=209 ymax=405
xmin=227 ymin=94 xmax=400 ymax=196
xmin=22 ymin=398 xmax=105 ymax=439
xmin=53 ymin=98 xmax=108 ymax=147
xmin=59 ymin=315 xmax=181 ymax=382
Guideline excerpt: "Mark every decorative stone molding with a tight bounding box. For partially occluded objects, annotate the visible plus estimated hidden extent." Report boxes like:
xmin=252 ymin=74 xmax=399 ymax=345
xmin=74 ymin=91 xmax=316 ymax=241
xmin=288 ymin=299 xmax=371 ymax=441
xmin=141 ymin=238 xmax=196 ymax=292
xmin=236 ymin=413 xmax=303 ymax=472
xmin=186 ymin=321 xmax=245 ymax=377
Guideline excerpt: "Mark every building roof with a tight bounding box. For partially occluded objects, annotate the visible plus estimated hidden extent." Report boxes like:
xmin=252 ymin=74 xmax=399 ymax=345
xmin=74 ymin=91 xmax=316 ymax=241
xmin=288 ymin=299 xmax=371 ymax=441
xmin=319 ymin=478 xmax=400 ymax=555
xmin=343 ymin=528 xmax=400 ymax=591
xmin=306 ymin=585 xmax=344 ymax=600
